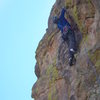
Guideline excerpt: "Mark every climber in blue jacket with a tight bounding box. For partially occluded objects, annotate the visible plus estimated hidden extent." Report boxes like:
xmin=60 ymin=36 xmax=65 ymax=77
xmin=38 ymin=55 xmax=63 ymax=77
xmin=53 ymin=8 xmax=77 ymax=66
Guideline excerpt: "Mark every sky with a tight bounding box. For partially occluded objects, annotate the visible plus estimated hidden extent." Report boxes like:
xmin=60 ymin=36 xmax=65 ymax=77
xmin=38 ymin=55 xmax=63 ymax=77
xmin=0 ymin=0 xmax=55 ymax=100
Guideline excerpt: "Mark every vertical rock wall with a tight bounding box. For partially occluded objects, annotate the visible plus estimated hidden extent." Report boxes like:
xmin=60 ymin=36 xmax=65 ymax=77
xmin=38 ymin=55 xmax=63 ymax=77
xmin=32 ymin=0 xmax=100 ymax=100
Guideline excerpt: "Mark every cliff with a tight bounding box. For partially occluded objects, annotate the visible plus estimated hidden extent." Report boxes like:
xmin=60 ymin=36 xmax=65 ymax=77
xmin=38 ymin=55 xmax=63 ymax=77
xmin=32 ymin=0 xmax=100 ymax=100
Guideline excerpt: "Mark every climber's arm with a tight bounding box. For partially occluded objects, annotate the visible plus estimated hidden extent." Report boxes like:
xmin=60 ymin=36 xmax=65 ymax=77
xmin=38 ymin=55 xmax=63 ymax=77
xmin=60 ymin=8 xmax=66 ymax=18
xmin=57 ymin=24 xmax=63 ymax=33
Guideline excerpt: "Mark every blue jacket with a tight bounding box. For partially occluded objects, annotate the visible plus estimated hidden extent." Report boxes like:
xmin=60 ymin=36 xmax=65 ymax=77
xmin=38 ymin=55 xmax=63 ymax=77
xmin=57 ymin=8 xmax=71 ymax=33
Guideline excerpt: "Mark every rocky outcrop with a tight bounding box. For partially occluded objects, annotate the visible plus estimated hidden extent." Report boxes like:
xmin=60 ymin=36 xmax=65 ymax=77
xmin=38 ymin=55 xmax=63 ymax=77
xmin=32 ymin=0 xmax=100 ymax=100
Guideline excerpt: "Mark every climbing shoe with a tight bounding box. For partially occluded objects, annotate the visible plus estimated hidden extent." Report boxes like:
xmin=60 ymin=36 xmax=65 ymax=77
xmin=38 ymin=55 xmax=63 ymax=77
xmin=69 ymin=57 xmax=76 ymax=66
xmin=69 ymin=58 xmax=73 ymax=66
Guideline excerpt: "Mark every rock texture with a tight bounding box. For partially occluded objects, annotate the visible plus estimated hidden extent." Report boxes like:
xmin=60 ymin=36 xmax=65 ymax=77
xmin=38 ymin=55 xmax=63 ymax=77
xmin=32 ymin=0 xmax=100 ymax=100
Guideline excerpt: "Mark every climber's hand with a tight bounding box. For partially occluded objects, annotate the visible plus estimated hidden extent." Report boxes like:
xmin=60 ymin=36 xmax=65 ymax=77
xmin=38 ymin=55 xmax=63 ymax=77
xmin=62 ymin=6 xmax=66 ymax=11
xmin=62 ymin=7 xmax=69 ymax=15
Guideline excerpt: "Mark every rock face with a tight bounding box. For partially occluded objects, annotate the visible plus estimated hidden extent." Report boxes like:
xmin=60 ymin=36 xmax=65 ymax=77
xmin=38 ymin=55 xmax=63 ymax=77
xmin=32 ymin=0 xmax=100 ymax=100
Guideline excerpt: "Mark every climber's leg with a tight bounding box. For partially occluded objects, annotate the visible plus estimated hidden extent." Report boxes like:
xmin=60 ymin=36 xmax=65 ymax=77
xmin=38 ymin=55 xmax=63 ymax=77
xmin=68 ymin=49 xmax=76 ymax=66
xmin=67 ymin=29 xmax=77 ymax=66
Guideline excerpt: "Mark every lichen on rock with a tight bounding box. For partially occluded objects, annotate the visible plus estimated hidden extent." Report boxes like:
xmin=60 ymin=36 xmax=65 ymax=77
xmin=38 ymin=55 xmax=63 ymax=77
xmin=32 ymin=0 xmax=100 ymax=100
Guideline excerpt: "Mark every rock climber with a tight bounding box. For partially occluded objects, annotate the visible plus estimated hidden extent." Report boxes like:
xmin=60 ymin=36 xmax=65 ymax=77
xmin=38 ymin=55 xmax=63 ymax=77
xmin=53 ymin=7 xmax=77 ymax=66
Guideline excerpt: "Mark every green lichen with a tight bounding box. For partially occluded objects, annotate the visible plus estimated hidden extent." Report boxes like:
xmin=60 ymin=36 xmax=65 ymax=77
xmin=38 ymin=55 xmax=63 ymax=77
xmin=48 ymin=85 xmax=57 ymax=100
xmin=65 ymin=0 xmax=72 ymax=8
xmin=72 ymin=5 xmax=84 ymax=33
xmin=80 ymin=34 xmax=88 ymax=50
xmin=88 ymin=48 xmax=100 ymax=73
xmin=46 ymin=57 xmax=59 ymax=85
xmin=48 ymin=89 xmax=52 ymax=100
xmin=53 ymin=57 xmax=57 ymax=66
xmin=33 ymin=86 xmax=38 ymax=96
xmin=88 ymin=49 xmax=100 ymax=63
xmin=95 ymin=60 xmax=100 ymax=68
xmin=48 ymin=32 xmax=55 ymax=42
xmin=87 ymin=0 xmax=92 ymax=8
xmin=46 ymin=59 xmax=58 ymax=100
xmin=95 ymin=59 xmax=100 ymax=74
xmin=72 ymin=5 xmax=78 ymax=23
xmin=46 ymin=65 xmax=59 ymax=85
xmin=34 ymin=87 xmax=39 ymax=95
xmin=87 ymin=0 xmax=95 ymax=17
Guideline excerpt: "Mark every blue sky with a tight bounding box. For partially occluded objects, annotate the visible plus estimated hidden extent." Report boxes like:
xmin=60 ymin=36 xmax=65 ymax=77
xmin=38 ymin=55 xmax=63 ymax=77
xmin=0 ymin=0 xmax=55 ymax=100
